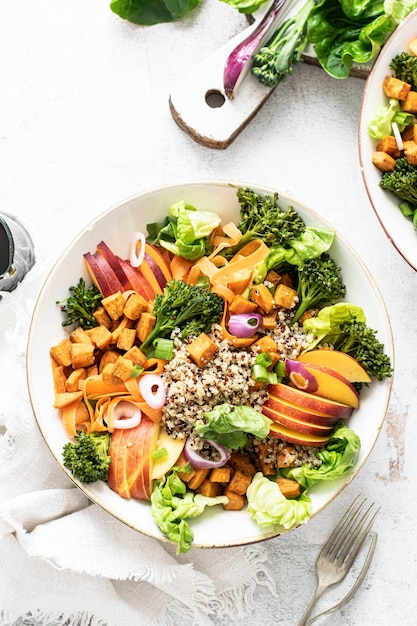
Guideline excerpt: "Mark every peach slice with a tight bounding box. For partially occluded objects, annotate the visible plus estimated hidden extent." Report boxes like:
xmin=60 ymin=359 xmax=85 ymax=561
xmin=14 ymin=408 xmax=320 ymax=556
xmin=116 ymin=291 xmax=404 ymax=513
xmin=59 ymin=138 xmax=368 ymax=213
xmin=268 ymin=383 xmax=354 ymax=419
xmin=264 ymin=392 xmax=342 ymax=426
xmin=269 ymin=422 xmax=331 ymax=447
xmin=297 ymin=349 xmax=371 ymax=383
xmin=299 ymin=364 xmax=360 ymax=409
xmin=262 ymin=405 xmax=335 ymax=436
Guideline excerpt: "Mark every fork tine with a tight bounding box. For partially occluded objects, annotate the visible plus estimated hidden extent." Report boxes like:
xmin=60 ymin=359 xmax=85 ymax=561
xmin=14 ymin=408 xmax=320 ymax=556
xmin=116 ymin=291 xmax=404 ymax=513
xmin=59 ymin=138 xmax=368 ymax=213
xmin=320 ymin=495 xmax=362 ymax=557
xmin=342 ymin=504 xmax=379 ymax=568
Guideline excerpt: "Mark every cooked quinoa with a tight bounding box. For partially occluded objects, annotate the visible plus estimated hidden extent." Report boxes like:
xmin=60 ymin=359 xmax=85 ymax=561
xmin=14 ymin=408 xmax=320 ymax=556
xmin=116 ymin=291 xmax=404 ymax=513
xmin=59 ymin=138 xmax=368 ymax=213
xmin=160 ymin=313 xmax=322 ymax=468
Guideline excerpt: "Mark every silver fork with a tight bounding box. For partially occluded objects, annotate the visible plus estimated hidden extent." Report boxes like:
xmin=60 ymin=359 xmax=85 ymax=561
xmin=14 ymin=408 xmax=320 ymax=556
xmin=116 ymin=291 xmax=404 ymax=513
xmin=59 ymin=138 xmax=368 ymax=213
xmin=297 ymin=495 xmax=379 ymax=626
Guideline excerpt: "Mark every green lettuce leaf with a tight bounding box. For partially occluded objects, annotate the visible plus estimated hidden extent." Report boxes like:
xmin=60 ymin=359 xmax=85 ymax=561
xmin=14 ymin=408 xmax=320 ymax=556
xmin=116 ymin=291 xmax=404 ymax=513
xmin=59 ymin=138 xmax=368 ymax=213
xmin=110 ymin=0 xmax=201 ymax=25
xmin=384 ymin=0 xmax=417 ymax=23
xmin=302 ymin=302 xmax=367 ymax=349
xmin=151 ymin=464 xmax=228 ymax=553
xmin=307 ymin=0 xmax=396 ymax=79
xmin=218 ymin=0 xmax=269 ymax=13
xmin=246 ymin=473 xmax=312 ymax=529
xmin=195 ymin=403 xmax=272 ymax=449
xmin=147 ymin=201 xmax=221 ymax=261
xmin=281 ymin=422 xmax=361 ymax=490
xmin=254 ymin=226 xmax=335 ymax=282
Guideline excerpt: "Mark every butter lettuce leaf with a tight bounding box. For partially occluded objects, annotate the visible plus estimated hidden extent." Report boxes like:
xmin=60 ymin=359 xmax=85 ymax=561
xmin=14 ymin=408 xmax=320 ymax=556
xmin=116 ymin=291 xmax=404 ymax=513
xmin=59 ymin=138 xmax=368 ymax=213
xmin=151 ymin=464 xmax=228 ymax=553
xmin=246 ymin=472 xmax=311 ymax=529
xmin=147 ymin=201 xmax=221 ymax=261
xmin=302 ymin=302 xmax=367 ymax=350
xmin=110 ymin=0 xmax=201 ymax=25
xmin=281 ymin=422 xmax=361 ymax=490
xmin=196 ymin=403 xmax=272 ymax=449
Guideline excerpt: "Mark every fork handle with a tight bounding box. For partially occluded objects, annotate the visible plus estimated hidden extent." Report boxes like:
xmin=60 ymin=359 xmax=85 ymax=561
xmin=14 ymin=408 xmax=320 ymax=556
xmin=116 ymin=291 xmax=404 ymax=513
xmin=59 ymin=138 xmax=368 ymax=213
xmin=296 ymin=582 xmax=328 ymax=626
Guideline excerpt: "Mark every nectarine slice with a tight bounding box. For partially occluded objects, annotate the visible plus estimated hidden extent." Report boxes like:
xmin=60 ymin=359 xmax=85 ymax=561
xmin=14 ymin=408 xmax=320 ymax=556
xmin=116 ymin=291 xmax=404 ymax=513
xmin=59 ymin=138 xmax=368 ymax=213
xmin=297 ymin=349 xmax=371 ymax=383
xmin=300 ymin=364 xmax=359 ymax=409
xmin=268 ymin=383 xmax=354 ymax=419
xmin=269 ymin=422 xmax=331 ymax=446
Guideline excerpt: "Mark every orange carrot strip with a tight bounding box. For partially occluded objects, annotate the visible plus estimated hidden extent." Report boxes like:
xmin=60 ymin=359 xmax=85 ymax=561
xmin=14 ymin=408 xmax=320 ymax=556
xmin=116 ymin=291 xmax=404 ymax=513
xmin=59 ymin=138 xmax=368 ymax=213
xmin=170 ymin=255 xmax=194 ymax=281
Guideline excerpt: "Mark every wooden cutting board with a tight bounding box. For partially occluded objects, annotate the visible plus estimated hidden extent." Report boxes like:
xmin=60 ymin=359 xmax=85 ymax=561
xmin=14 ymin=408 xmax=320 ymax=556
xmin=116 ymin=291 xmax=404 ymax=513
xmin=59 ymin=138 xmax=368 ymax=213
xmin=169 ymin=13 xmax=370 ymax=150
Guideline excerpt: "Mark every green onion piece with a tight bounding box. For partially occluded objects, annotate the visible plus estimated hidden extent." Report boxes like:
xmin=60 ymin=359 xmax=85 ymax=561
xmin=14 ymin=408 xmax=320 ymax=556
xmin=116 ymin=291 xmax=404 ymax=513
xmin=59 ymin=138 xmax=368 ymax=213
xmin=130 ymin=365 xmax=144 ymax=378
xmin=267 ymin=371 xmax=278 ymax=385
xmin=152 ymin=447 xmax=168 ymax=460
xmin=252 ymin=363 xmax=269 ymax=382
xmin=153 ymin=338 xmax=175 ymax=360
xmin=256 ymin=351 xmax=272 ymax=368
xmin=196 ymin=275 xmax=210 ymax=289
xmin=400 ymin=202 xmax=415 ymax=217
xmin=273 ymin=360 xmax=286 ymax=382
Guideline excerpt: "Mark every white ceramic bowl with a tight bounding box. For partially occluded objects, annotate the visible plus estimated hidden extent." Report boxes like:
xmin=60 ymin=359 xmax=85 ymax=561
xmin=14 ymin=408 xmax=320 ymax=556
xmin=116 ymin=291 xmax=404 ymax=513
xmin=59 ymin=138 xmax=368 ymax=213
xmin=359 ymin=8 xmax=417 ymax=271
xmin=27 ymin=181 xmax=393 ymax=548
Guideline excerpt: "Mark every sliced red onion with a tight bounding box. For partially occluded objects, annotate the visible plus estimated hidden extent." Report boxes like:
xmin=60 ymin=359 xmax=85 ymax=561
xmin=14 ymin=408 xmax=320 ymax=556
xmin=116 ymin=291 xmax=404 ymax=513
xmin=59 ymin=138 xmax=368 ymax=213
xmin=112 ymin=401 xmax=142 ymax=429
xmin=223 ymin=0 xmax=287 ymax=99
xmin=138 ymin=373 xmax=166 ymax=409
xmin=184 ymin=437 xmax=230 ymax=469
xmin=285 ymin=359 xmax=318 ymax=393
xmin=227 ymin=313 xmax=262 ymax=337
xmin=129 ymin=232 xmax=146 ymax=268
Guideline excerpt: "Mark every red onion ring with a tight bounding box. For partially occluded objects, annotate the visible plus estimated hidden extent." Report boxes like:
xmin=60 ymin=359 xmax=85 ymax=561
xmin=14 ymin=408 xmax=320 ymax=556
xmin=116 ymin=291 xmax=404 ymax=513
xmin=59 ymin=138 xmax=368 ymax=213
xmin=112 ymin=401 xmax=142 ymax=429
xmin=285 ymin=359 xmax=318 ymax=393
xmin=184 ymin=437 xmax=230 ymax=469
xmin=138 ymin=374 xmax=166 ymax=409
xmin=227 ymin=313 xmax=263 ymax=338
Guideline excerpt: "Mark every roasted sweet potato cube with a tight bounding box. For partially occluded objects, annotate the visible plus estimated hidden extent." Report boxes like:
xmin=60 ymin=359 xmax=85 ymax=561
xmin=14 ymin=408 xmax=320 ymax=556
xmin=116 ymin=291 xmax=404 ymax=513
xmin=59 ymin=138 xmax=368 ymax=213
xmin=111 ymin=316 xmax=132 ymax=344
xmin=196 ymin=478 xmax=223 ymax=498
xmin=209 ymin=466 xmax=232 ymax=483
xmin=375 ymin=135 xmax=402 ymax=158
xmin=93 ymin=306 xmax=112 ymax=329
xmin=402 ymin=91 xmax=417 ymax=114
xmin=70 ymin=326 xmax=93 ymax=344
xmin=101 ymin=291 xmax=125 ymax=321
xmin=298 ymin=308 xmax=320 ymax=325
xmin=52 ymin=364 xmax=67 ymax=393
xmin=265 ymin=269 xmax=282 ymax=285
xmin=187 ymin=333 xmax=219 ymax=368
xmin=228 ymin=469 xmax=253 ymax=495
xmin=229 ymin=294 xmax=258 ymax=314
xmin=372 ymin=151 xmax=396 ymax=172
xmin=229 ymin=452 xmax=256 ymax=475
xmin=250 ymin=283 xmax=274 ymax=313
xmin=99 ymin=349 xmax=120 ymax=372
xmin=65 ymin=368 xmax=87 ymax=392
xmin=256 ymin=442 xmax=275 ymax=476
xmin=116 ymin=327 xmax=136 ymax=351
xmin=101 ymin=362 xmax=120 ymax=385
xmin=274 ymin=283 xmax=297 ymax=310
xmin=54 ymin=391 xmax=83 ymax=409
xmin=223 ymin=488 xmax=245 ymax=511
xmin=276 ymin=477 xmax=302 ymax=499
xmin=136 ymin=312 xmax=156 ymax=343
xmin=70 ymin=343 xmax=95 ymax=369
xmin=124 ymin=345 xmax=147 ymax=366
xmin=123 ymin=293 xmax=148 ymax=320
xmin=383 ymin=75 xmax=411 ymax=100
xmin=277 ymin=446 xmax=298 ymax=468
xmin=50 ymin=338 xmax=72 ymax=367
xmin=187 ymin=468 xmax=210 ymax=490
xmin=252 ymin=335 xmax=279 ymax=358
xmin=262 ymin=311 xmax=277 ymax=330
xmin=89 ymin=324 xmax=113 ymax=350
xmin=112 ymin=356 xmax=134 ymax=382
xmin=405 ymin=143 xmax=417 ymax=165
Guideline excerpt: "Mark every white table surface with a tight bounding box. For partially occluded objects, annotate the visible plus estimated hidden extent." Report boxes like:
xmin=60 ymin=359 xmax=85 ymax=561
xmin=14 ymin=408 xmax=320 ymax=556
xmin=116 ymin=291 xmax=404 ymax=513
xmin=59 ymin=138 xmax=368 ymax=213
xmin=1 ymin=1 xmax=416 ymax=624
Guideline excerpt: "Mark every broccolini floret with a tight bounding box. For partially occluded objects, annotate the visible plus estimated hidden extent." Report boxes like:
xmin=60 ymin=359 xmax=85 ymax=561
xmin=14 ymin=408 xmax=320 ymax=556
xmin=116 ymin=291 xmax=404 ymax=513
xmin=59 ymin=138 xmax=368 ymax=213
xmin=57 ymin=278 xmax=101 ymax=329
xmin=390 ymin=52 xmax=417 ymax=90
xmin=379 ymin=157 xmax=417 ymax=210
xmin=252 ymin=0 xmax=315 ymax=88
xmin=293 ymin=253 xmax=346 ymax=323
xmin=332 ymin=320 xmax=392 ymax=382
xmin=226 ymin=187 xmax=305 ymax=256
xmin=140 ymin=279 xmax=224 ymax=354
xmin=63 ymin=430 xmax=111 ymax=483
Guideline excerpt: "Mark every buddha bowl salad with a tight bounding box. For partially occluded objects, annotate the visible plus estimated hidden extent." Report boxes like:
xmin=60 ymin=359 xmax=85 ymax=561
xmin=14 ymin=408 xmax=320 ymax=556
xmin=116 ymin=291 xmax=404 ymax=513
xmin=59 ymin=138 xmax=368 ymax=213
xmin=51 ymin=187 xmax=392 ymax=553
xmin=369 ymin=34 xmax=417 ymax=228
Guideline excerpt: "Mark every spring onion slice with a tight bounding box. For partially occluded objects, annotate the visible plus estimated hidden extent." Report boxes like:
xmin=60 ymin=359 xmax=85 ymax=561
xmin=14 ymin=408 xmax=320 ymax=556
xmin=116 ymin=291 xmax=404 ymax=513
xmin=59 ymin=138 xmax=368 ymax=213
xmin=223 ymin=0 xmax=288 ymax=99
xmin=391 ymin=121 xmax=403 ymax=151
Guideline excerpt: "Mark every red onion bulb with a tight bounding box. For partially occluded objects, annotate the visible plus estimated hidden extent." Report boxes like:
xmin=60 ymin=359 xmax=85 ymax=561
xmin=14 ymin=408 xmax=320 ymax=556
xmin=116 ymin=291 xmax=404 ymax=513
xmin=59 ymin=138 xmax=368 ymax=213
xmin=184 ymin=437 xmax=230 ymax=469
xmin=285 ymin=360 xmax=318 ymax=393
xmin=227 ymin=313 xmax=262 ymax=338
xmin=112 ymin=401 xmax=142 ymax=429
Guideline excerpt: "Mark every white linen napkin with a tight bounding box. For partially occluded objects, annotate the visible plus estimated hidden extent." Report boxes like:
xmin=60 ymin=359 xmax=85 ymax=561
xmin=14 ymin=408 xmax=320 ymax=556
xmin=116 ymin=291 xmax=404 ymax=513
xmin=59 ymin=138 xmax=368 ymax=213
xmin=0 ymin=257 xmax=276 ymax=626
